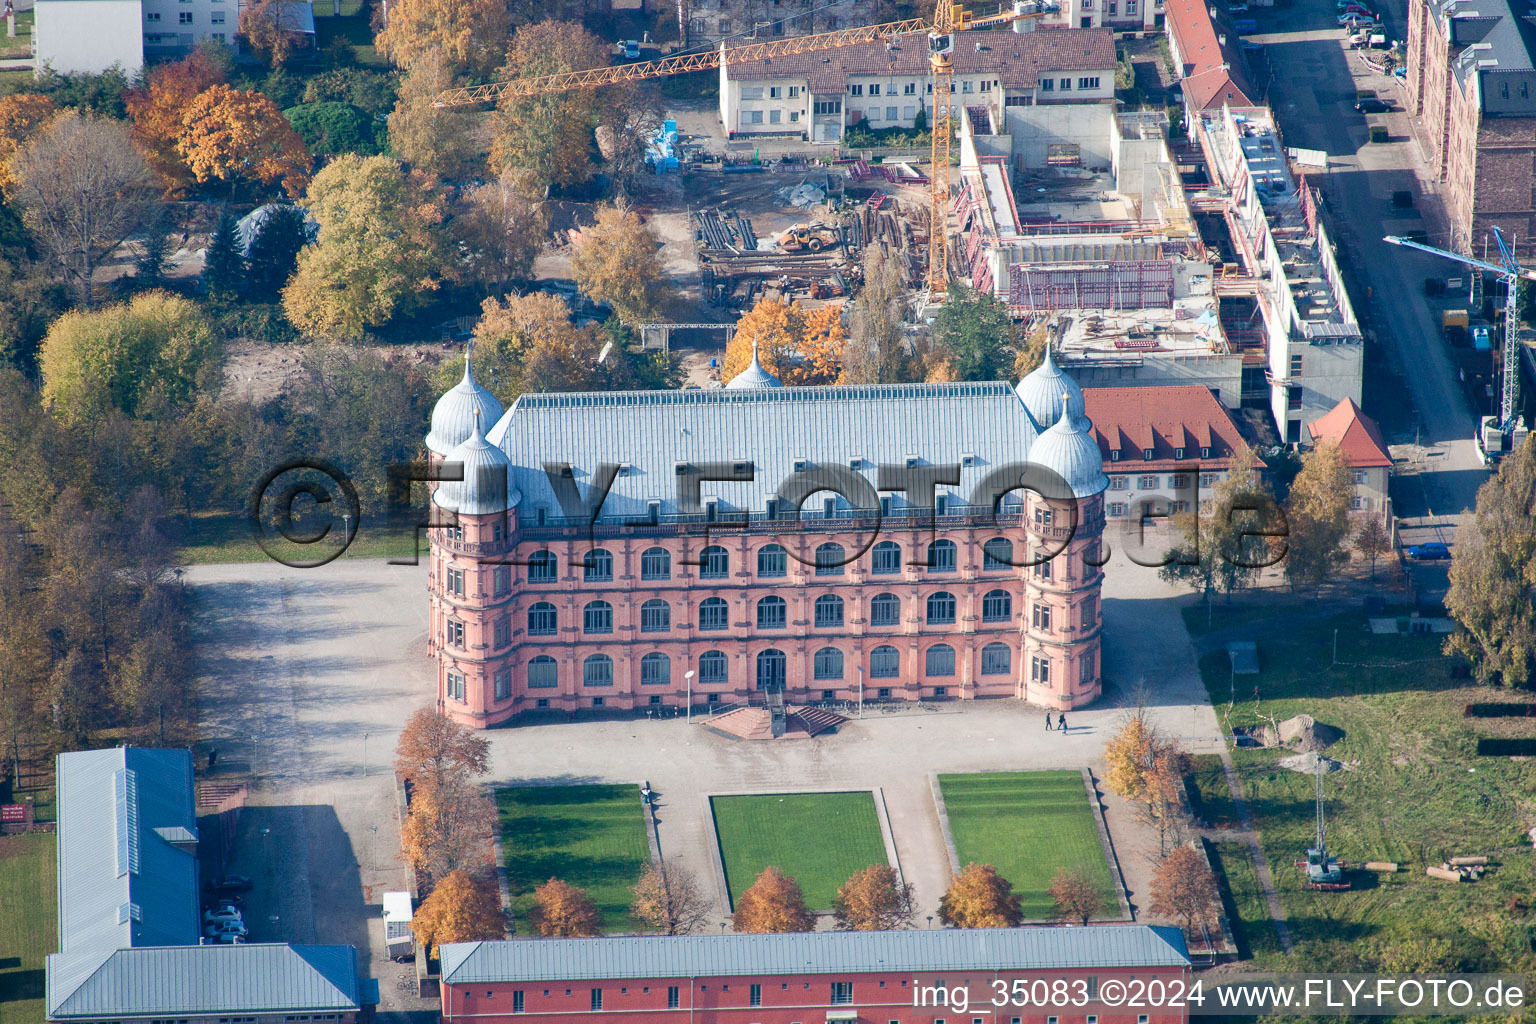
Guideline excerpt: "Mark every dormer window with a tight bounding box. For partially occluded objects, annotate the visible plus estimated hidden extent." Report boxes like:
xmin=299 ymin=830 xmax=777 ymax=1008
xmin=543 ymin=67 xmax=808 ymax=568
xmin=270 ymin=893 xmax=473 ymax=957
xmin=793 ymin=459 xmax=809 ymax=473
xmin=1143 ymin=449 xmax=1154 ymax=461
xmin=1174 ymin=447 xmax=1185 ymax=460
xmin=905 ymin=456 xmax=920 ymax=468
xmin=1110 ymin=449 xmax=1122 ymax=462
xmin=1200 ymin=446 xmax=1212 ymax=459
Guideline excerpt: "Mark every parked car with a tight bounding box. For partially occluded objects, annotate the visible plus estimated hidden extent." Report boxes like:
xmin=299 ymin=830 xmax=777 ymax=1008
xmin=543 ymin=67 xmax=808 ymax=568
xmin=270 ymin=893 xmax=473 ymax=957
xmin=1233 ymin=17 xmax=1257 ymax=31
xmin=205 ymin=895 xmax=244 ymax=911
xmin=1339 ymin=13 xmax=1378 ymax=25
xmin=205 ymin=874 xmax=253 ymax=893
xmin=207 ymin=931 xmax=248 ymax=945
xmin=1406 ymin=542 xmax=1451 ymax=560
xmin=1227 ymin=2 xmax=1249 ymax=10
xmin=1242 ymin=39 xmax=1263 ymax=50
xmin=203 ymin=908 xmax=243 ymax=925
xmin=1355 ymin=97 xmax=1394 ymax=112
xmin=1340 ymin=4 xmax=1374 ymax=14
xmin=618 ymin=39 xmax=640 ymax=59
xmin=204 ymin=922 xmax=248 ymax=940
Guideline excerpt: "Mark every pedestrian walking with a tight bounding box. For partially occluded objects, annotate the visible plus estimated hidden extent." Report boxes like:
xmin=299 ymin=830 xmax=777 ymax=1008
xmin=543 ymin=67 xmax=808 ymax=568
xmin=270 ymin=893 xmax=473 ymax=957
xmin=1057 ymin=713 xmax=1066 ymax=732
xmin=1045 ymin=713 xmax=1053 ymax=731
xmin=207 ymin=746 xmax=218 ymax=769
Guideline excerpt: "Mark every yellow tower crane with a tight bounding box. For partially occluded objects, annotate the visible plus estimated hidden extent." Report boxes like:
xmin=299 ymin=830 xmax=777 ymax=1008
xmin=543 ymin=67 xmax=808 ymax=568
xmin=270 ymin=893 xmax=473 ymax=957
xmin=433 ymin=1 xmax=1057 ymax=294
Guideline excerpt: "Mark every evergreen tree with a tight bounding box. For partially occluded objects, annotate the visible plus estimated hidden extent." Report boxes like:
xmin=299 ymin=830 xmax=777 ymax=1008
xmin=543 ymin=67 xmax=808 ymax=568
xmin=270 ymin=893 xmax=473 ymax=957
xmin=931 ymin=284 xmax=1013 ymax=381
xmin=246 ymin=204 xmax=308 ymax=299
xmin=202 ymin=211 xmax=244 ymax=298
xmin=135 ymin=206 xmax=174 ymax=288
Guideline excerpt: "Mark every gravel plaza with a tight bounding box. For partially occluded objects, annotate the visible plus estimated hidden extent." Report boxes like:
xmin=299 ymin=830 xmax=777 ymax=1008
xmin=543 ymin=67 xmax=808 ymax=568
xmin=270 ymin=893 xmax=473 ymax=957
xmin=189 ymin=538 xmax=1222 ymax=963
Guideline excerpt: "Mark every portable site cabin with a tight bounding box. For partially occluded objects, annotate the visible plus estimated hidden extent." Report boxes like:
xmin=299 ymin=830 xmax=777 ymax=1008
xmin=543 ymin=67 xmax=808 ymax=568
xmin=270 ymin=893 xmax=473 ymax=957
xmin=383 ymin=892 xmax=414 ymax=955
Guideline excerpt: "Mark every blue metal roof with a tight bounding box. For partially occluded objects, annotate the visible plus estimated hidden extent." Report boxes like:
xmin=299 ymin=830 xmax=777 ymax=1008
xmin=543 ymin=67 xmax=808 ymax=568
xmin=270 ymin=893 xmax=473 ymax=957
xmin=440 ymin=925 xmax=1190 ymax=984
xmin=483 ymin=381 xmax=1045 ymax=520
xmin=47 ymin=944 xmax=363 ymax=1019
xmin=56 ymin=748 xmax=200 ymax=957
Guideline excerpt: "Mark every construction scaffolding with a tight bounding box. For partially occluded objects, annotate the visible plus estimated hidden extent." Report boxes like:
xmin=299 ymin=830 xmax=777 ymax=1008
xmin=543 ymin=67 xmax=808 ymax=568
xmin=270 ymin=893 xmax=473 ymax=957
xmin=1007 ymin=261 xmax=1177 ymax=311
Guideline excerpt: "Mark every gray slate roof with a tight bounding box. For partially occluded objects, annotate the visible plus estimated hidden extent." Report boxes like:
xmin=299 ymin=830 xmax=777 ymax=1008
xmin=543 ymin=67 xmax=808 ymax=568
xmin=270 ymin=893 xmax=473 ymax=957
xmin=723 ymin=27 xmax=1115 ymax=93
xmin=47 ymin=944 xmax=363 ymax=1020
xmin=56 ymin=747 xmax=200 ymax=956
xmin=1435 ymin=0 xmax=1536 ymax=113
xmin=483 ymin=381 xmax=1046 ymax=520
xmin=440 ymin=925 xmax=1190 ymax=984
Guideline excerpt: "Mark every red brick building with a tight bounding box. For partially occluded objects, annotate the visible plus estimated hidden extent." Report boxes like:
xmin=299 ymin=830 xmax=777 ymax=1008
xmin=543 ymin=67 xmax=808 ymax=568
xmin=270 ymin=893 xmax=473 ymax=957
xmin=1406 ymin=0 xmax=1536 ymax=256
xmin=439 ymin=925 xmax=1193 ymax=1024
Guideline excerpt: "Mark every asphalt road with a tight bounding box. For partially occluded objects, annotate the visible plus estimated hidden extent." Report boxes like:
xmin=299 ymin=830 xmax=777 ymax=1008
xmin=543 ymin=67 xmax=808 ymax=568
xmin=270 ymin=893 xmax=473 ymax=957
xmin=1245 ymin=0 xmax=1490 ymax=567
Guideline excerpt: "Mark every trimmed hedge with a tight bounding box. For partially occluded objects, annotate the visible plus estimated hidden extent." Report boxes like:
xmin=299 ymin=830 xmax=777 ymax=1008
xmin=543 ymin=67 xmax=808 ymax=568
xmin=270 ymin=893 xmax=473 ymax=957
xmin=1463 ymin=703 xmax=1536 ymax=718
xmin=1476 ymin=738 xmax=1536 ymax=756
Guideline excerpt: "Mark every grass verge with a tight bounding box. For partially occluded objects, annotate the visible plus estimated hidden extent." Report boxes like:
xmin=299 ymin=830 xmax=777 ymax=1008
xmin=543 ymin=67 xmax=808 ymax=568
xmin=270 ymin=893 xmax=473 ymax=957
xmin=937 ymin=770 xmax=1118 ymax=919
xmin=1184 ymin=753 xmax=1239 ymax=828
xmin=1209 ymin=840 xmax=1279 ymax=959
xmin=1192 ymin=611 xmax=1536 ymax=970
xmin=709 ymin=792 xmax=887 ymax=912
xmin=0 ymin=833 xmax=56 ymax=1024
xmin=173 ymin=511 xmax=420 ymax=565
xmin=496 ymin=784 xmax=651 ymax=934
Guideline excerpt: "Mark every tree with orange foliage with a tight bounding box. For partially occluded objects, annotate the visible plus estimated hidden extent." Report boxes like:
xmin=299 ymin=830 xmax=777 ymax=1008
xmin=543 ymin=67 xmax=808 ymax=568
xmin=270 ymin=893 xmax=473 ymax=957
xmin=1048 ymin=867 xmax=1102 ymax=926
xmin=394 ymin=705 xmax=491 ymax=793
xmin=731 ymin=867 xmax=815 ymax=933
xmin=176 ymin=85 xmax=311 ymax=197
xmin=375 ymin=0 xmax=509 ymax=76
xmin=239 ymin=0 xmax=307 ymax=65
xmin=722 ymin=297 xmax=846 ymax=386
xmin=400 ymin=778 xmax=496 ymax=886
xmin=124 ymin=53 xmax=225 ymax=194
xmin=0 ymin=94 xmax=56 ymax=194
xmin=529 ymin=878 xmax=603 ymax=937
xmin=833 ymin=864 xmax=916 ymax=931
xmin=1148 ymin=845 xmax=1220 ymax=935
xmin=411 ymin=869 xmax=506 ymax=956
xmin=938 ymin=863 xmax=1022 ymax=928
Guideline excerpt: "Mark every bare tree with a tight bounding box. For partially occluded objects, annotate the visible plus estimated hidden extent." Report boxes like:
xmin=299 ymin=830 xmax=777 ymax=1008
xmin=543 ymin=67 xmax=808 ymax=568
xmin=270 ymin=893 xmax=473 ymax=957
xmin=841 ymin=244 xmax=913 ymax=384
xmin=10 ymin=110 xmax=154 ymax=305
xmin=631 ymin=862 xmax=711 ymax=935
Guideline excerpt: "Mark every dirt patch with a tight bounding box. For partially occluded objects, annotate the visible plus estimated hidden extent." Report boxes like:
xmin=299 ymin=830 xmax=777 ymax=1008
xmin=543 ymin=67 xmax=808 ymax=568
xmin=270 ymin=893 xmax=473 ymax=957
xmin=220 ymin=338 xmax=448 ymax=404
xmin=1278 ymin=752 xmax=1342 ymax=774
xmin=1253 ymin=713 xmax=1343 ymax=752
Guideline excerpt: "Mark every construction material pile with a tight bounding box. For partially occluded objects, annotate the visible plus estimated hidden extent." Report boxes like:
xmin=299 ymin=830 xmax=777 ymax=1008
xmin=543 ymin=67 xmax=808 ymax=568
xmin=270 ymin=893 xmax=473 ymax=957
xmin=1278 ymin=752 xmax=1342 ymax=774
xmin=1254 ymin=713 xmax=1343 ymax=752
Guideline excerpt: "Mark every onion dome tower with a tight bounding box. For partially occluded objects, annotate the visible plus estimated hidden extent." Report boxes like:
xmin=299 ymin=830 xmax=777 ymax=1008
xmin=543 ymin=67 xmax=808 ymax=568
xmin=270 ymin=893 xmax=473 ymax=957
xmin=724 ymin=336 xmax=783 ymax=390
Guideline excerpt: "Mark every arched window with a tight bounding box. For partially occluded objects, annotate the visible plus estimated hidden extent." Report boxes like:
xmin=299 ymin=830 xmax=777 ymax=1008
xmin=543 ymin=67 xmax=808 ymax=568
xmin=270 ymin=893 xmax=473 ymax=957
xmin=698 ymin=650 xmax=728 ymax=685
xmin=640 ymin=547 xmax=671 ymax=580
xmin=641 ymin=652 xmax=670 ymax=685
xmin=528 ymin=550 xmax=557 ymax=582
xmin=583 ymin=600 xmax=613 ymax=634
xmin=757 ymin=595 xmax=787 ymax=629
xmin=583 ymin=653 xmax=613 ymax=686
xmin=757 ymin=544 xmax=788 ymax=578
xmin=583 ymin=548 xmax=613 ymax=582
xmin=813 ymin=647 xmax=844 ymax=680
xmin=814 ymin=594 xmax=844 ymax=628
xmin=981 ymin=589 xmax=1012 ymax=623
xmin=983 ymin=537 xmax=1014 ymax=571
xmin=698 ymin=597 xmax=730 ymax=631
xmin=814 ymin=542 xmax=846 ymax=576
xmin=527 ymin=602 xmax=557 ymax=635
xmin=870 ymin=592 xmax=901 ymax=626
xmin=527 ymin=655 xmax=557 ymax=688
xmin=640 ymin=599 xmax=670 ymax=633
xmin=981 ymin=643 xmax=1011 ymax=676
xmin=926 ymin=591 xmax=957 ymax=625
xmin=927 ymin=539 xmax=957 ymax=572
xmin=871 ymin=540 xmax=903 ymax=574
xmin=926 ymin=644 xmax=956 ymax=677
xmin=869 ymin=645 xmax=900 ymax=679
xmin=756 ymin=648 xmax=787 ymax=691
xmin=699 ymin=545 xmax=729 ymax=579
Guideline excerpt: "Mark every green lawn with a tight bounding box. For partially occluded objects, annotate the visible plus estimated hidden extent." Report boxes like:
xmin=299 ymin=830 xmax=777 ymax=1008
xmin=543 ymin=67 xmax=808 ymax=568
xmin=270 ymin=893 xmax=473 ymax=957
xmin=1184 ymin=753 xmax=1239 ymax=828
xmin=312 ymin=12 xmax=384 ymax=65
xmin=0 ymin=833 xmax=57 ymax=1024
xmin=497 ymin=784 xmax=652 ymax=934
xmin=0 ymin=12 xmax=33 ymax=59
xmin=709 ymin=792 xmax=888 ymax=912
xmin=1192 ymin=610 xmax=1536 ymax=970
xmin=173 ymin=511 xmax=420 ymax=565
xmin=937 ymin=770 xmax=1118 ymax=919
xmin=1208 ymin=840 xmax=1280 ymax=959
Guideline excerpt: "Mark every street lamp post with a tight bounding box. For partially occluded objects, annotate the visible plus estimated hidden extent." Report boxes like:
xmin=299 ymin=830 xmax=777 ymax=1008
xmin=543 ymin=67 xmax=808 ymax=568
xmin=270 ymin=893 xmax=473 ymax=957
xmin=857 ymin=665 xmax=864 ymax=718
xmin=362 ymin=732 xmax=369 ymax=777
xmin=684 ymin=671 xmax=695 ymax=724
xmin=342 ymin=513 xmax=351 ymax=556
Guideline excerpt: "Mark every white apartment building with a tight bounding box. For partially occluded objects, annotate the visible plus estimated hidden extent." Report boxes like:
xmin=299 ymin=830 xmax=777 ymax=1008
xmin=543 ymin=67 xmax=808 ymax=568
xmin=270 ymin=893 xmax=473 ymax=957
xmin=36 ymin=0 xmax=311 ymax=75
xmin=1037 ymin=0 xmax=1165 ymax=31
xmin=718 ymin=27 xmax=1116 ymax=141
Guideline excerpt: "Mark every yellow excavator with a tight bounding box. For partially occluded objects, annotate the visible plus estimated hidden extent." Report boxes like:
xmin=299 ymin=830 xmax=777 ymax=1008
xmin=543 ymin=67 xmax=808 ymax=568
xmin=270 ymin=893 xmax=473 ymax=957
xmin=777 ymin=223 xmax=842 ymax=253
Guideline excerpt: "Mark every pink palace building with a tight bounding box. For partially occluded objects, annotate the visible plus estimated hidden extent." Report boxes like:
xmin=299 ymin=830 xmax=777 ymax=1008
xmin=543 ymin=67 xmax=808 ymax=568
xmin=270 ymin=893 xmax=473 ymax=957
xmin=422 ymin=347 xmax=1111 ymax=729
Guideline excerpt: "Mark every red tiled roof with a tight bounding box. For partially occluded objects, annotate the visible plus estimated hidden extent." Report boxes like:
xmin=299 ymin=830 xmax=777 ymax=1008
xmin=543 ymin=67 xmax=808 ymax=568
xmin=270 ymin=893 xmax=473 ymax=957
xmin=1307 ymin=397 xmax=1393 ymax=468
xmin=1165 ymin=0 xmax=1257 ymax=110
xmin=1083 ymin=385 xmax=1257 ymax=471
xmin=723 ymin=27 xmax=1116 ymax=94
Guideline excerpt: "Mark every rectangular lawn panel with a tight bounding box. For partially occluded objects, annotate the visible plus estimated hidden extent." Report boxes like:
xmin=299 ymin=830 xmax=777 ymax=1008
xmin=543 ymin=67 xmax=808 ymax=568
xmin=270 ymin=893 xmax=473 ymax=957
xmin=497 ymin=784 xmax=651 ymax=933
xmin=710 ymin=792 xmax=888 ymax=912
xmin=0 ymin=833 xmax=57 ymax=1024
xmin=938 ymin=770 xmax=1117 ymax=919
